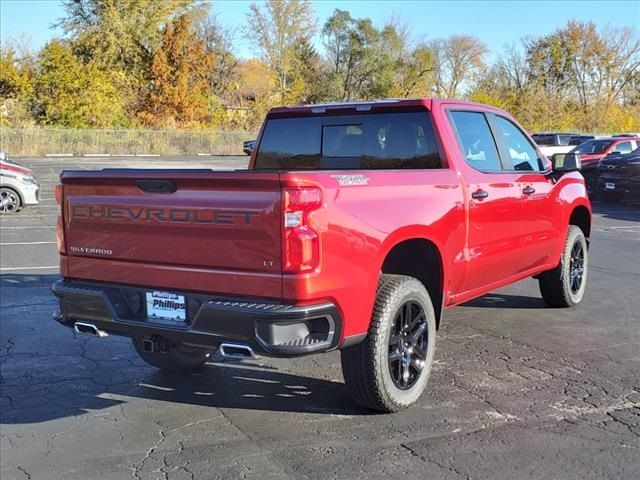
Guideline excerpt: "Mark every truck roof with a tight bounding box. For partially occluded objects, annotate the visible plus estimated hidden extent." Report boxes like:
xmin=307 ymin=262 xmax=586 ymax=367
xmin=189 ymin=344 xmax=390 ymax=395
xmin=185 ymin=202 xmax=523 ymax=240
xmin=267 ymin=98 xmax=508 ymax=117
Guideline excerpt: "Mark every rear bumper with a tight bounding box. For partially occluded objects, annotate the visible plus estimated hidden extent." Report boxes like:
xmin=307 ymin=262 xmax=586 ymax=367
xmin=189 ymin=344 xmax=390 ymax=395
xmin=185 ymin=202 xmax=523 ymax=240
xmin=52 ymin=279 xmax=343 ymax=357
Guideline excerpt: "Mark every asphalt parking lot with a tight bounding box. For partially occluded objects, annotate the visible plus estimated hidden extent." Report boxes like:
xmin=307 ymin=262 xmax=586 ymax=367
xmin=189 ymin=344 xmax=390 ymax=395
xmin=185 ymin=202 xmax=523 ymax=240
xmin=1 ymin=156 xmax=639 ymax=480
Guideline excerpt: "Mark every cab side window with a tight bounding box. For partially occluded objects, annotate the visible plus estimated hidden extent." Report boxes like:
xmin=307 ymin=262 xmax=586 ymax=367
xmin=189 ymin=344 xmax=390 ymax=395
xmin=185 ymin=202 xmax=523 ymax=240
xmin=493 ymin=116 xmax=543 ymax=171
xmin=450 ymin=111 xmax=502 ymax=172
xmin=615 ymin=141 xmax=633 ymax=154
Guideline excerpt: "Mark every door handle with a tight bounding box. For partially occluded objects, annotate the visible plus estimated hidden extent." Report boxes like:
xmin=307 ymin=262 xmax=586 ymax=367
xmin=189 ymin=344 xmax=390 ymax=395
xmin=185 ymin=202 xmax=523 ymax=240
xmin=522 ymin=186 xmax=536 ymax=195
xmin=471 ymin=189 xmax=489 ymax=199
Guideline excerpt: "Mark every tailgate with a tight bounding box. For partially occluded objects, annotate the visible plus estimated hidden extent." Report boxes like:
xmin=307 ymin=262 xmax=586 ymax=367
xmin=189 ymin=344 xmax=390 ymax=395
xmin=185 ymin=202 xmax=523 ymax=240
xmin=61 ymin=170 xmax=282 ymax=275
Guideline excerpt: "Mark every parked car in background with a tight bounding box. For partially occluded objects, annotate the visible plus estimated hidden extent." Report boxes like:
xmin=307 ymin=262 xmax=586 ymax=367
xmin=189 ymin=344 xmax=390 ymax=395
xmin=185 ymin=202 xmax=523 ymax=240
xmin=597 ymin=146 xmax=640 ymax=203
xmin=243 ymin=140 xmax=256 ymax=155
xmin=570 ymin=137 xmax=639 ymax=197
xmin=532 ymin=132 xmax=593 ymax=157
xmin=569 ymin=135 xmax=595 ymax=145
xmin=0 ymin=153 xmax=40 ymax=214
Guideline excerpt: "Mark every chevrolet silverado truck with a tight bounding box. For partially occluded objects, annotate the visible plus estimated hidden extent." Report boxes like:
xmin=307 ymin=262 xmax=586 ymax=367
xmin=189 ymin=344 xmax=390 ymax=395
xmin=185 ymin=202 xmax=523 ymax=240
xmin=52 ymin=99 xmax=591 ymax=412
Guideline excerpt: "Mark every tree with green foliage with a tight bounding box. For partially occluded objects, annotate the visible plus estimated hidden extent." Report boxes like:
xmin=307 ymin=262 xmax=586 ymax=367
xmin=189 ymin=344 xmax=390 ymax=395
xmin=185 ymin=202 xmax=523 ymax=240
xmin=34 ymin=39 xmax=126 ymax=127
xmin=246 ymin=0 xmax=316 ymax=102
xmin=139 ymin=15 xmax=214 ymax=127
xmin=58 ymin=0 xmax=200 ymax=115
xmin=322 ymin=11 xmax=379 ymax=100
xmin=322 ymin=10 xmax=434 ymax=101
xmin=0 ymin=42 xmax=35 ymax=126
xmin=58 ymin=0 xmax=196 ymax=72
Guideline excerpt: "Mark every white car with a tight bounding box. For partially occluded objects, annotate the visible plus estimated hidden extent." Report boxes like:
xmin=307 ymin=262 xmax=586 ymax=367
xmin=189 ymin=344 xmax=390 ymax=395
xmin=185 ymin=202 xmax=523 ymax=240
xmin=532 ymin=133 xmax=595 ymax=158
xmin=0 ymin=152 xmax=40 ymax=214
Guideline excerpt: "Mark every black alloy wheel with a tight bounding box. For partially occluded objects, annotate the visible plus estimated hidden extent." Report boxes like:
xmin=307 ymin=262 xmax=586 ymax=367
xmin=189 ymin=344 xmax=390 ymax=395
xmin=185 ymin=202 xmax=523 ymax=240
xmin=387 ymin=301 xmax=429 ymax=390
xmin=569 ymin=241 xmax=585 ymax=294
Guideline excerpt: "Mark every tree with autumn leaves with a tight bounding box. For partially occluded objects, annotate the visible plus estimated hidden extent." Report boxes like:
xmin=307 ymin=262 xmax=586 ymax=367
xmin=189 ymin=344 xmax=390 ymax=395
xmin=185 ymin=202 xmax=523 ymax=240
xmin=1 ymin=0 xmax=639 ymax=133
xmin=140 ymin=15 xmax=214 ymax=127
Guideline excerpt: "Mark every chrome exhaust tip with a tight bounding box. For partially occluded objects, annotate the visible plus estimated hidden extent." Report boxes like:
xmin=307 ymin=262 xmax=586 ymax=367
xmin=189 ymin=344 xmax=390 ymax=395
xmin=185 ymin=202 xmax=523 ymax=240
xmin=219 ymin=343 xmax=257 ymax=359
xmin=73 ymin=321 xmax=108 ymax=338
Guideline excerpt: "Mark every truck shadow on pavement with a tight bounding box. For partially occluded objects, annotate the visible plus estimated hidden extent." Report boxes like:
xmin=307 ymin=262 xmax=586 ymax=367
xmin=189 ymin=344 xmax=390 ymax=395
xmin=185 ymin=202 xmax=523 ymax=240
xmin=461 ymin=293 xmax=547 ymax=309
xmin=1 ymin=350 xmax=370 ymax=425
xmin=135 ymin=360 xmax=367 ymax=415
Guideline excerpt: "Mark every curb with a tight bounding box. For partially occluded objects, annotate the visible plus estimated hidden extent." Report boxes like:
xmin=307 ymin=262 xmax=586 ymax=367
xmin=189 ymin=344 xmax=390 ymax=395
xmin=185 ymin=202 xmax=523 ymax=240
xmin=45 ymin=153 xmax=73 ymax=157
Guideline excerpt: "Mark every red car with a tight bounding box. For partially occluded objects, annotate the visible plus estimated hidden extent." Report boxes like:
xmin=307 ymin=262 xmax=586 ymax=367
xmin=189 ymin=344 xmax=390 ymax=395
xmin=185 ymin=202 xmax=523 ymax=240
xmin=570 ymin=137 xmax=639 ymax=196
xmin=52 ymin=99 xmax=591 ymax=412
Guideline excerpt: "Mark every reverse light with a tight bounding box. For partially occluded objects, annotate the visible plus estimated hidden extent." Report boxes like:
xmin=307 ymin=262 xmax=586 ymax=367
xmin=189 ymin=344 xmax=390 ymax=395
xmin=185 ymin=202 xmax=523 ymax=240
xmin=282 ymin=187 xmax=322 ymax=273
xmin=55 ymin=184 xmax=66 ymax=254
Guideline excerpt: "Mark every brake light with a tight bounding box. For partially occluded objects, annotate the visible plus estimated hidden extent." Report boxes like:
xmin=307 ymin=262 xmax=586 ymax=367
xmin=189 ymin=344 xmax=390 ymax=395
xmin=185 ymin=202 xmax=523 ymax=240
xmin=55 ymin=184 xmax=66 ymax=254
xmin=282 ymin=187 xmax=322 ymax=273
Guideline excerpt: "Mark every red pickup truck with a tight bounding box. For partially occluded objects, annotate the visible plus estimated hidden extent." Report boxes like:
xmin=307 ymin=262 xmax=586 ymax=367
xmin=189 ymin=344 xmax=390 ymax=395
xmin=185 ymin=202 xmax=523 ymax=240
xmin=53 ymin=99 xmax=591 ymax=412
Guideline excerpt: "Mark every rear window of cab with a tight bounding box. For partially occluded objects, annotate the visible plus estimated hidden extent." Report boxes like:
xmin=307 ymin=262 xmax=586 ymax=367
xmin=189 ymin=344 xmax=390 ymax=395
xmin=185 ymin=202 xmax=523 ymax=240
xmin=254 ymin=112 xmax=445 ymax=170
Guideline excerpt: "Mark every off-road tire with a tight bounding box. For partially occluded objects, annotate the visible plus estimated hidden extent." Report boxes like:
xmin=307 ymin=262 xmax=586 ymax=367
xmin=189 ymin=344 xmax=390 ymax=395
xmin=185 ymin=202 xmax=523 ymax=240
xmin=341 ymin=274 xmax=436 ymax=413
xmin=538 ymin=225 xmax=588 ymax=307
xmin=132 ymin=337 xmax=214 ymax=372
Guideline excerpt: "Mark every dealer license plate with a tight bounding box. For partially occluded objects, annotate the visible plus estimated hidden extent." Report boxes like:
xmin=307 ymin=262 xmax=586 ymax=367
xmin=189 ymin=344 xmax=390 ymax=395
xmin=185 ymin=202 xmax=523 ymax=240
xmin=146 ymin=291 xmax=186 ymax=321
xmin=605 ymin=182 xmax=615 ymax=190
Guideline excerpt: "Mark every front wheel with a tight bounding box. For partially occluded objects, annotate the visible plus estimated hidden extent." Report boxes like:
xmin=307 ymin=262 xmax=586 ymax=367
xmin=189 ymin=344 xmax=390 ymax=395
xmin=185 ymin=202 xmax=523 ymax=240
xmin=0 ymin=187 xmax=21 ymax=214
xmin=538 ymin=225 xmax=588 ymax=307
xmin=132 ymin=337 xmax=214 ymax=372
xmin=341 ymin=274 xmax=436 ymax=413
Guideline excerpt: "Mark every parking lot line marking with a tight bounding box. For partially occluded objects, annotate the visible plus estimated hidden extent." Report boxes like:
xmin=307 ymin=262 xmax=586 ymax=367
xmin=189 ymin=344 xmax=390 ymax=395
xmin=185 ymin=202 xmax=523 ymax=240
xmin=0 ymin=225 xmax=54 ymax=229
xmin=606 ymin=225 xmax=640 ymax=229
xmin=0 ymin=265 xmax=58 ymax=271
xmin=0 ymin=241 xmax=56 ymax=245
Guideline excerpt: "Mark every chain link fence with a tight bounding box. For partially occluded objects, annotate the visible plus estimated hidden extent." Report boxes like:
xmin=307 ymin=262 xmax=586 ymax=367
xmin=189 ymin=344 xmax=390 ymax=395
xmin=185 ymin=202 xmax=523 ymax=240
xmin=0 ymin=128 xmax=259 ymax=156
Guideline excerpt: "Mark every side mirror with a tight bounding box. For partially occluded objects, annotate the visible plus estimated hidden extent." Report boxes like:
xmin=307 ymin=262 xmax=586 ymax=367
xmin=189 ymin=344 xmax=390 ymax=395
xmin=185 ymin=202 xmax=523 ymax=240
xmin=551 ymin=153 xmax=581 ymax=172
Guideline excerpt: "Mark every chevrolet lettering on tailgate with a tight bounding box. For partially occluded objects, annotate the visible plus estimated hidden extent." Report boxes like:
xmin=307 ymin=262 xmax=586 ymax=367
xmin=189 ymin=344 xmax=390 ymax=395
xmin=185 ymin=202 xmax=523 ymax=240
xmin=71 ymin=205 xmax=259 ymax=225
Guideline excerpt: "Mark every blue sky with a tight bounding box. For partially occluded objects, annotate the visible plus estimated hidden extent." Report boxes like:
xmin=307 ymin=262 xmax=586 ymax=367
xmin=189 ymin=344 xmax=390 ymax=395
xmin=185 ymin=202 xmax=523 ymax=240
xmin=2 ymin=0 xmax=639 ymax=61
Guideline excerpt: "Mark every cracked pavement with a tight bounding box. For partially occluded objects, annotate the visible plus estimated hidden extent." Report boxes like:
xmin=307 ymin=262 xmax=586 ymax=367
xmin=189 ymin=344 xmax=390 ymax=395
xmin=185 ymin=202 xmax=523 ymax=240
xmin=1 ymin=157 xmax=639 ymax=479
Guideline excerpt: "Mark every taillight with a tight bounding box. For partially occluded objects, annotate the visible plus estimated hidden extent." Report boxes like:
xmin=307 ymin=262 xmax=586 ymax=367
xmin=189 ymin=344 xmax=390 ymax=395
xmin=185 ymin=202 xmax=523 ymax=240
xmin=282 ymin=187 xmax=322 ymax=273
xmin=55 ymin=184 xmax=66 ymax=254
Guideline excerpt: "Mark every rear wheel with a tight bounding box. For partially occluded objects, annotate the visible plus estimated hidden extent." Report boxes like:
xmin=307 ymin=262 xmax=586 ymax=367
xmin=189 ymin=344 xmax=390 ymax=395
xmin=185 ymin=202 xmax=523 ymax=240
xmin=132 ymin=337 xmax=214 ymax=372
xmin=341 ymin=274 xmax=436 ymax=413
xmin=538 ymin=225 xmax=588 ymax=307
xmin=0 ymin=187 xmax=21 ymax=214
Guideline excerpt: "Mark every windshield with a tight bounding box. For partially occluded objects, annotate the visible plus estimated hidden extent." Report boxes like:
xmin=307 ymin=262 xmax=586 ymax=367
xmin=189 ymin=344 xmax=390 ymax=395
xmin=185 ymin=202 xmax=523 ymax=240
xmin=254 ymin=112 xmax=444 ymax=170
xmin=571 ymin=140 xmax=613 ymax=155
